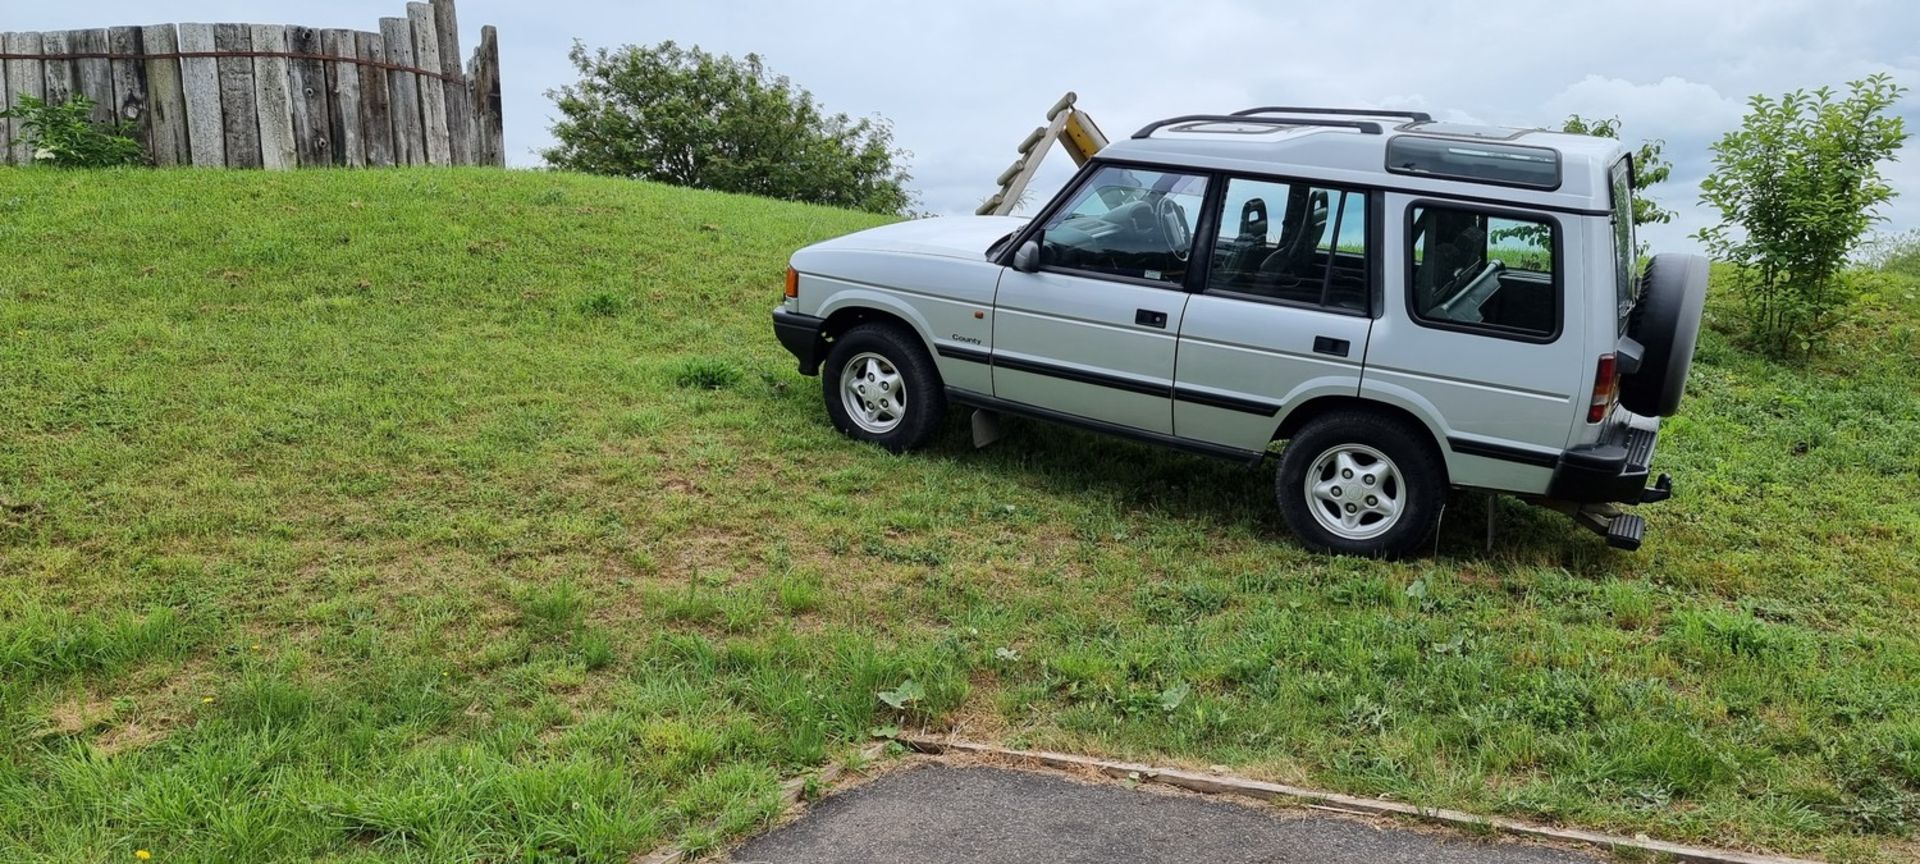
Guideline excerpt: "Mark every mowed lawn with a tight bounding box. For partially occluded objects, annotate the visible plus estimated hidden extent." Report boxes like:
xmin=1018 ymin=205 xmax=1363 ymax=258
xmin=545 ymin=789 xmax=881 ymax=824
xmin=2 ymin=168 xmax=1919 ymax=863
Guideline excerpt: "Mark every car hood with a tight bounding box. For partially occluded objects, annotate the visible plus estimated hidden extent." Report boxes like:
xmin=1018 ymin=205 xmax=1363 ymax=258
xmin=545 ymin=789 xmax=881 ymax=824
xmin=800 ymin=215 xmax=1030 ymax=261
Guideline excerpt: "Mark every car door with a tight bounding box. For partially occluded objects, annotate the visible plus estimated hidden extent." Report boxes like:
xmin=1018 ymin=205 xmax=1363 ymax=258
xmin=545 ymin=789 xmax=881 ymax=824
xmin=1174 ymin=178 xmax=1375 ymax=452
xmin=1361 ymin=194 xmax=1587 ymax=490
xmin=991 ymin=164 xmax=1211 ymax=435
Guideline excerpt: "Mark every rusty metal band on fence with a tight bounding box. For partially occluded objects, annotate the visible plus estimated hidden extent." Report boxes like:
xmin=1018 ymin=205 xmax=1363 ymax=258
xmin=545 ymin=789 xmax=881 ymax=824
xmin=0 ymin=50 xmax=465 ymax=84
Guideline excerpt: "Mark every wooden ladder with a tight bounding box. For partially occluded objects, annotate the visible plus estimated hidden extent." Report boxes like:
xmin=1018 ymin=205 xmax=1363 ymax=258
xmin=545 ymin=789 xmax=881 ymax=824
xmin=977 ymin=91 xmax=1108 ymax=216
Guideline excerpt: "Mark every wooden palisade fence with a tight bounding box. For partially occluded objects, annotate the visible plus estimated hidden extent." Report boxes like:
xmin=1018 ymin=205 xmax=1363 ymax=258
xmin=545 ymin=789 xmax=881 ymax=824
xmin=0 ymin=0 xmax=504 ymax=168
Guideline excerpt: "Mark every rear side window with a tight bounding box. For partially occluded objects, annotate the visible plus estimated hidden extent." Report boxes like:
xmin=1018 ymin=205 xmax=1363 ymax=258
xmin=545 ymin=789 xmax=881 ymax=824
xmin=1204 ymin=177 xmax=1369 ymax=313
xmin=1408 ymin=204 xmax=1559 ymax=341
xmin=1610 ymin=158 xmax=1639 ymax=328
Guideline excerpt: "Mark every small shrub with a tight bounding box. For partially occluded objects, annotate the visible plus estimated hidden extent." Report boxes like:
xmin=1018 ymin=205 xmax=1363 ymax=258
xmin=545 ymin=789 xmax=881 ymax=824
xmin=1697 ymin=74 xmax=1910 ymax=357
xmin=0 ymin=94 xmax=144 ymax=168
xmin=671 ymin=357 xmax=742 ymax=390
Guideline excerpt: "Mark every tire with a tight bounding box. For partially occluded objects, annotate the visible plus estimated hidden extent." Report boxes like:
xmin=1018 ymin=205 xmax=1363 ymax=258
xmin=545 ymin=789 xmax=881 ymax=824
xmin=1620 ymin=253 xmax=1708 ymax=417
xmin=1275 ymin=412 xmax=1446 ymax=558
xmin=821 ymin=322 xmax=946 ymax=453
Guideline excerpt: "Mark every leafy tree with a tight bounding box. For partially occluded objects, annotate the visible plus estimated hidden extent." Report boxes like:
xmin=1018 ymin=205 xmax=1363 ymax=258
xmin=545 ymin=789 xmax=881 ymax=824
xmin=1560 ymin=114 xmax=1675 ymax=229
xmin=0 ymin=94 xmax=143 ymax=168
xmin=543 ymin=41 xmax=914 ymax=215
xmin=1696 ymin=74 xmax=1909 ymax=357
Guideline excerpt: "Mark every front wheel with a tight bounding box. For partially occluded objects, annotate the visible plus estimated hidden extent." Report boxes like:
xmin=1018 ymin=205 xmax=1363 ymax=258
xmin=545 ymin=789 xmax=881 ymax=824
xmin=1276 ymin=413 xmax=1445 ymax=558
xmin=821 ymin=323 xmax=946 ymax=453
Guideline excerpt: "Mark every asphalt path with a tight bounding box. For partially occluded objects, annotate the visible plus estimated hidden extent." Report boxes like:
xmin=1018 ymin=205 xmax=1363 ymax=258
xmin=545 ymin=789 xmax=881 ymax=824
xmin=729 ymin=765 xmax=1603 ymax=864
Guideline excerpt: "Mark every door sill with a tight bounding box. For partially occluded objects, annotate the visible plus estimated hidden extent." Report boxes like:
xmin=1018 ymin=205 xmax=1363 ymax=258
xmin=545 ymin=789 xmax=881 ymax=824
xmin=945 ymin=389 xmax=1265 ymax=465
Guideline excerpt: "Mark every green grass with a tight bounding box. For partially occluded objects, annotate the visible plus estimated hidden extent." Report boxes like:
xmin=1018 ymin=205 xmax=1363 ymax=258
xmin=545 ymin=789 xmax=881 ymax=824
xmin=2 ymin=167 xmax=1919 ymax=862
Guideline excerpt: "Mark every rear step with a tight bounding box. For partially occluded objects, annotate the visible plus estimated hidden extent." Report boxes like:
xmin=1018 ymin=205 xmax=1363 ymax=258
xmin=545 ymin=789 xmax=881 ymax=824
xmin=1564 ymin=504 xmax=1649 ymax=551
xmin=1604 ymin=513 xmax=1646 ymax=551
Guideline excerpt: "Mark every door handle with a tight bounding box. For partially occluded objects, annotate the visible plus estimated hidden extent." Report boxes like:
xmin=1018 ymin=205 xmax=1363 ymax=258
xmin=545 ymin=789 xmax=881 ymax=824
xmin=1135 ymin=309 xmax=1168 ymax=329
xmin=1313 ymin=336 xmax=1350 ymax=357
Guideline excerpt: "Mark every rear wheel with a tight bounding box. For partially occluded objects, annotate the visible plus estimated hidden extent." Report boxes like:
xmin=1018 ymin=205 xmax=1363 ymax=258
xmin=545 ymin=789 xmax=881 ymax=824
xmin=1276 ymin=413 xmax=1445 ymax=558
xmin=821 ymin=323 xmax=946 ymax=453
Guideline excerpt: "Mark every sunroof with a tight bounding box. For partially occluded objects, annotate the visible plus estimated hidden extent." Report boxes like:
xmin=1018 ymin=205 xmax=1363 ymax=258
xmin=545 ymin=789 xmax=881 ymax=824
xmin=1386 ymin=136 xmax=1561 ymax=190
xmin=1167 ymin=121 xmax=1298 ymax=135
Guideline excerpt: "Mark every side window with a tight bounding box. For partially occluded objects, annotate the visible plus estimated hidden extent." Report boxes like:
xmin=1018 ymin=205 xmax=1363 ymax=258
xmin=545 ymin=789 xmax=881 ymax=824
xmin=1408 ymin=204 xmax=1558 ymax=340
xmin=1038 ymin=165 xmax=1209 ymax=285
xmin=1610 ymin=158 xmax=1638 ymax=329
xmin=1205 ymin=177 xmax=1368 ymax=312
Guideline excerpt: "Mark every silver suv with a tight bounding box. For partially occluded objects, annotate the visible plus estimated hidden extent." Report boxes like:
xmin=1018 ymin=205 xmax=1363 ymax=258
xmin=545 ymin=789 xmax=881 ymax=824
xmin=772 ymin=107 xmax=1706 ymax=557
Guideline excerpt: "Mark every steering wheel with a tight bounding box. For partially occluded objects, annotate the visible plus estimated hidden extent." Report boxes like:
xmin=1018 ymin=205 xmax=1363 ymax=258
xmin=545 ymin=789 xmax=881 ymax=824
xmin=1155 ymin=196 xmax=1192 ymax=262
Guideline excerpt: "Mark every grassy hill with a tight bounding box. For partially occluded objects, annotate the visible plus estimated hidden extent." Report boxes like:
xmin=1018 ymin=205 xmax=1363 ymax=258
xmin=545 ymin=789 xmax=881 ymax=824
xmin=2 ymin=167 xmax=1917 ymax=863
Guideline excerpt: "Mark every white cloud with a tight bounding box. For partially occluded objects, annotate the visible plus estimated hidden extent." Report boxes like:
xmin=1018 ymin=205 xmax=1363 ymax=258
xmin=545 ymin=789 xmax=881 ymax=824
xmin=1544 ymin=76 xmax=1746 ymax=142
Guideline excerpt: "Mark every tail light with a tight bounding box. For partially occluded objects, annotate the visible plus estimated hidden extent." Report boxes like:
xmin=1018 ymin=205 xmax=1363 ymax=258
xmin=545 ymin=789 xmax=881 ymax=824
xmin=1587 ymin=353 xmax=1618 ymax=423
xmin=784 ymin=267 xmax=799 ymax=299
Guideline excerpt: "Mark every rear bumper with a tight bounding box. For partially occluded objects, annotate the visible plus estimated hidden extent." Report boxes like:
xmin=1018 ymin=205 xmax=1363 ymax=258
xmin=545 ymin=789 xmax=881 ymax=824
xmin=1547 ymin=413 xmax=1669 ymax=504
xmin=772 ymin=309 xmax=828 ymax=376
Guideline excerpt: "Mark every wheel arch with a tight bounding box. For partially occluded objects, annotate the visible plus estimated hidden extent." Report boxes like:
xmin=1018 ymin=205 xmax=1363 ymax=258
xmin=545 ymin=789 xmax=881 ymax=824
xmin=1272 ymin=396 xmax=1450 ymax=481
xmin=793 ymin=301 xmax=930 ymax=377
xmin=821 ymin=304 xmax=922 ymax=344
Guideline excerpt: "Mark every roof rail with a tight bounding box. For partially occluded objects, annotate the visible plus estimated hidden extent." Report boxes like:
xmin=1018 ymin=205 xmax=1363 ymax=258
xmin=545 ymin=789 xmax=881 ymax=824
xmin=1132 ymin=115 xmax=1383 ymax=140
xmin=1233 ymin=106 xmax=1433 ymax=123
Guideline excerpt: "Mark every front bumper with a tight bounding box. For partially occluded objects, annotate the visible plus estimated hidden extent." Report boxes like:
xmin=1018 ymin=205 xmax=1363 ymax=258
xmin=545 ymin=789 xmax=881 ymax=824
xmin=1546 ymin=412 xmax=1672 ymax=505
xmin=772 ymin=308 xmax=828 ymax=376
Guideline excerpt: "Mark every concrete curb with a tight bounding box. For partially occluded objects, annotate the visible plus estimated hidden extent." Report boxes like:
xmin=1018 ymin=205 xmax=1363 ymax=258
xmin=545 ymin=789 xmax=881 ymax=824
xmin=898 ymin=735 xmax=1824 ymax=864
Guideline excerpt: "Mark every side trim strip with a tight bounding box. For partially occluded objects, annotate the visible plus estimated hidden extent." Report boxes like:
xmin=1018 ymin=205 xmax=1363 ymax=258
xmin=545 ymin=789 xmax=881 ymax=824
xmin=1447 ymin=436 xmax=1560 ymax=468
xmin=948 ymin=388 xmax=1266 ymax=465
xmin=1172 ymin=387 xmax=1281 ymax=416
xmin=935 ymin=344 xmax=992 ymax=364
xmin=991 ymin=354 xmax=1172 ymax=398
xmin=939 ymin=347 xmax=1280 ymax=417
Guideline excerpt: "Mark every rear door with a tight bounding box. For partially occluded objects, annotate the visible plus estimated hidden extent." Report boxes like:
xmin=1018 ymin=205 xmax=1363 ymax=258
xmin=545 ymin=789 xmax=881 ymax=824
xmin=1174 ymin=177 xmax=1375 ymax=452
xmin=991 ymin=164 xmax=1210 ymax=434
xmin=1361 ymin=194 xmax=1587 ymax=489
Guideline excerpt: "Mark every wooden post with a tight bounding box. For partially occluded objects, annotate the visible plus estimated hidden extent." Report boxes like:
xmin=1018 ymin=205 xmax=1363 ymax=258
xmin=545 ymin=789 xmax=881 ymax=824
xmin=72 ymin=29 xmax=115 ymax=125
xmin=405 ymin=3 xmax=451 ymax=166
xmin=355 ymin=31 xmax=395 ymax=168
xmin=141 ymin=25 xmax=190 ymax=167
xmin=178 ymin=24 xmax=226 ymax=168
xmin=0 ymin=39 xmax=8 ymax=166
xmin=4 ymin=32 xmax=46 ymax=165
xmin=322 ymin=29 xmax=364 ymax=167
xmin=379 ymin=17 xmax=425 ymax=166
xmin=472 ymin=25 xmax=503 ymax=166
xmin=212 ymin=23 xmax=259 ymax=169
xmin=430 ymin=0 xmax=473 ymax=165
xmin=251 ymin=24 xmax=297 ymax=169
xmin=41 ymin=32 xmax=75 ymax=108
xmin=285 ymin=26 xmax=332 ymax=167
xmin=108 ymin=27 xmax=149 ymax=144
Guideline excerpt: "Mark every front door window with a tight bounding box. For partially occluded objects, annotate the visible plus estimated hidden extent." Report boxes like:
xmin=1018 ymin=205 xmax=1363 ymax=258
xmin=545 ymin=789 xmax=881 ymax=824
xmin=1038 ymin=165 xmax=1210 ymax=285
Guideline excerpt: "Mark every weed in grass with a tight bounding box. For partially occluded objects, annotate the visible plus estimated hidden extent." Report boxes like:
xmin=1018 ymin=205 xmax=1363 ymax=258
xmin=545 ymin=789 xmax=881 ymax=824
xmin=670 ymin=357 xmax=742 ymax=390
xmin=577 ymin=290 xmax=626 ymax=318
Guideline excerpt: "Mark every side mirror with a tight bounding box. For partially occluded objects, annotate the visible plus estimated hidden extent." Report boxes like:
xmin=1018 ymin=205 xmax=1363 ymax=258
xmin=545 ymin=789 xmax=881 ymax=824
xmin=1012 ymin=238 xmax=1043 ymax=273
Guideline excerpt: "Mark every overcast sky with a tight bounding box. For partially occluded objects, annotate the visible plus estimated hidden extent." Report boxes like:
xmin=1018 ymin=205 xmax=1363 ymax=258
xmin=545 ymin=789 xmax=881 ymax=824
xmin=11 ymin=0 xmax=1920 ymax=252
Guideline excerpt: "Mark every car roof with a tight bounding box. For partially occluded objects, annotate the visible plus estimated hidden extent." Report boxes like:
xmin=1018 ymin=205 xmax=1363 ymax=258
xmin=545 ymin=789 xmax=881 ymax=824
xmin=1099 ymin=110 xmax=1628 ymax=214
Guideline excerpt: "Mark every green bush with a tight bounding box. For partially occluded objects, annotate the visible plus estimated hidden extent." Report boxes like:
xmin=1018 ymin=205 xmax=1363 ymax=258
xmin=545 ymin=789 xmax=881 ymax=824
xmin=1696 ymin=74 xmax=1909 ymax=358
xmin=0 ymin=94 xmax=144 ymax=168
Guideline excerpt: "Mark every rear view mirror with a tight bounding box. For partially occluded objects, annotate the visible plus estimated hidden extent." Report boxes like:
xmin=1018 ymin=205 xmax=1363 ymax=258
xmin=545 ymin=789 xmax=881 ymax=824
xmin=1012 ymin=238 xmax=1043 ymax=273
